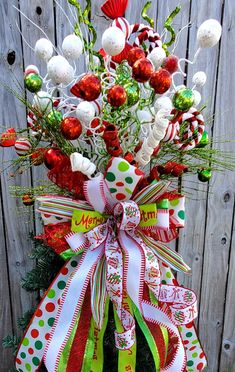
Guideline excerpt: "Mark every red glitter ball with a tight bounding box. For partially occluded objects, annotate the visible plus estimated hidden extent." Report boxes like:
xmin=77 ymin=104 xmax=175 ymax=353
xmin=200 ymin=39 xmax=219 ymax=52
xmin=150 ymin=68 xmax=172 ymax=94
xmin=162 ymin=54 xmax=179 ymax=74
xmin=60 ymin=117 xmax=82 ymax=140
xmin=127 ymin=47 xmax=145 ymax=67
xmin=132 ymin=58 xmax=154 ymax=83
xmin=107 ymin=85 xmax=127 ymax=107
xmin=70 ymin=74 xmax=101 ymax=101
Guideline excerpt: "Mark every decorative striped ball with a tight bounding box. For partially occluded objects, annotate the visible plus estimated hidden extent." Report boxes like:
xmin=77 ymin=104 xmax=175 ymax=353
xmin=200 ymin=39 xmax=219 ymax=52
xmin=15 ymin=137 xmax=32 ymax=156
xmin=112 ymin=17 xmax=131 ymax=39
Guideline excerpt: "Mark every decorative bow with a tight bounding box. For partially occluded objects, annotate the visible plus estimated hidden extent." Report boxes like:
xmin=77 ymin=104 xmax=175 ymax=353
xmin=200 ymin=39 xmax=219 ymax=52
xmin=16 ymin=158 xmax=206 ymax=372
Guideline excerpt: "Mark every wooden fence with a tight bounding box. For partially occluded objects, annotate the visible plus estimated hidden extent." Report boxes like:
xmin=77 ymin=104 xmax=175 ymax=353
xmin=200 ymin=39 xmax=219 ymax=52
xmin=0 ymin=0 xmax=234 ymax=371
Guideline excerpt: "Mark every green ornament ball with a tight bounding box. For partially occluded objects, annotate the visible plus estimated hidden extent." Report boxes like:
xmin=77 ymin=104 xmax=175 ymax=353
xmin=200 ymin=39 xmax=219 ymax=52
xmin=24 ymin=73 xmax=42 ymax=93
xmin=197 ymin=130 xmax=209 ymax=148
xmin=198 ymin=169 xmax=212 ymax=182
xmin=123 ymin=80 xmax=140 ymax=107
xmin=173 ymin=88 xmax=194 ymax=111
xmin=46 ymin=110 xmax=63 ymax=127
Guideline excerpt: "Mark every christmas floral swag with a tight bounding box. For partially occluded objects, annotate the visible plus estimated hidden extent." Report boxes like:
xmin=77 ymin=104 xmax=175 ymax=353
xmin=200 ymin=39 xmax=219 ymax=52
xmin=1 ymin=0 xmax=232 ymax=371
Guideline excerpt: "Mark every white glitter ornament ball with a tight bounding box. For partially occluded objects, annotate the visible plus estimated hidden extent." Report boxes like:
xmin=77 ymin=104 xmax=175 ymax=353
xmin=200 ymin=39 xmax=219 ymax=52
xmin=35 ymin=38 xmax=54 ymax=61
xmin=102 ymin=27 xmax=125 ymax=56
xmin=15 ymin=137 xmax=32 ymax=156
xmin=197 ymin=19 xmax=222 ymax=48
xmin=62 ymin=34 xmax=83 ymax=60
xmin=86 ymin=55 xmax=101 ymax=68
xmin=47 ymin=56 xmax=74 ymax=85
xmin=154 ymin=96 xmax=173 ymax=112
xmin=148 ymin=47 xmax=166 ymax=69
xmin=192 ymin=71 xmax=207 ymax=87
xmin=76 ymin=101 xmax=96 ymax=126
xmin=25 ymin=65 xmax=39 ymax=76
xmin=33 ymin=91 xmax=53 ymax=114
xmin=193 ymin=90 xmax=202 ymax=106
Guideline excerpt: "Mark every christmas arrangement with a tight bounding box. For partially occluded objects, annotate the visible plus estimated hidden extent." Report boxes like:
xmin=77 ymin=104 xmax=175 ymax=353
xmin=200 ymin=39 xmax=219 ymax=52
xmin=1 ymin=0 xmax=232 ymax=371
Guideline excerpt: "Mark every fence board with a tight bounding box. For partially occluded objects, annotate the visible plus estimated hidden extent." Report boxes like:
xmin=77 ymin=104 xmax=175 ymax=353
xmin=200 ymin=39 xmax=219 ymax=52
xmin=0 ymin=0 xmax=35 ymax=343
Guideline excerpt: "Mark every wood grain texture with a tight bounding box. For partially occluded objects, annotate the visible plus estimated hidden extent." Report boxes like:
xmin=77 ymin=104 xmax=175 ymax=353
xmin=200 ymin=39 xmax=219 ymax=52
xmin=0 ymin=0 xmax=35 ymax=342
xmin=0 ymin=1 xmax=234 ymax=371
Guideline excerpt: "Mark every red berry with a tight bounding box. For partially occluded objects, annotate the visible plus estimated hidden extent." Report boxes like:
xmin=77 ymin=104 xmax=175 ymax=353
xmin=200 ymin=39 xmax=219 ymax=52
xmin=127 ymin=47 xmax=145 ymax=67
xmin=107 ymin=85 xmax=127 ymax=107
xmin=22 ymin=194 xmax=34 ymax=206
xmin=149 ymin=68 xmax=172 ymax=94
xmin=31 ymin=148 xmax=46 ymax=166
xmin=132 ymin=58 xmax=154 ymax=83
xmin=162 ymin=55 xmax=179 ymax=74
xmin=60 ymin=117 xmax=82 ymax=140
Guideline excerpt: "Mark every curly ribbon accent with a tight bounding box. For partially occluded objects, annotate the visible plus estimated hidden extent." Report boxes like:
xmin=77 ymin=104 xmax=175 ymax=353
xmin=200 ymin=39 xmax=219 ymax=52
xmin=70 ymin=152 xmax=96 ymax=177
xmin=162 ymin=6 xmax=181 ymax=52
xmin=141 ymin=1 xmax=155 ymax=29
xmin=135 ymin=109 xmax=170 ymax=166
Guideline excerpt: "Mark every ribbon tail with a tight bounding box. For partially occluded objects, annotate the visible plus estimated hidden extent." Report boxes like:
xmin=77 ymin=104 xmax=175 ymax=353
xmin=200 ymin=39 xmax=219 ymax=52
xmin=15 ymin=257 xmax=80 ymax=372
xmin=43 ymin=245 xmax=104 ymax=371
xmin=113 ymin=295 xmax=136 ymax=372
xmin=90 ymin=298 xmax=110 ymax=372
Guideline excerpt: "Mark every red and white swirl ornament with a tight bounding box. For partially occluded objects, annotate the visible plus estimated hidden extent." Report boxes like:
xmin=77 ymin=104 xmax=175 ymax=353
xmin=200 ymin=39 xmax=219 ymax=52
xmin=163 ymin=108 xmax=205 ymax=151
xmin=15 ymin=137 xmax=32 ymax=156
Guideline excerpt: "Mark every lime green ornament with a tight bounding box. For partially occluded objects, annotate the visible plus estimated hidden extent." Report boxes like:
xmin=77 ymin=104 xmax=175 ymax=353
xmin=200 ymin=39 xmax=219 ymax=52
xmin=25 ymin=73 xmax=42 ymax=93
xmin=173 ymin=88 xmax=194 ymax=111
xmin=197 ymin=130 xmax=209 ymax=148
xmin=198 ymin=169 xmax=212 ymax=182
xmin=46 ymin=110 xmax=63 ymax=127
xmin=123 ymin=80 xmax=140 ymax=107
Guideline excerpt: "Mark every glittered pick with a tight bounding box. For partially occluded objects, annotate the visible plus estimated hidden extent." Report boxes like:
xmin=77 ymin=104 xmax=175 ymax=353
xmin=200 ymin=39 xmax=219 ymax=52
xmin=105 ymin=157 xmax=143 ymax=201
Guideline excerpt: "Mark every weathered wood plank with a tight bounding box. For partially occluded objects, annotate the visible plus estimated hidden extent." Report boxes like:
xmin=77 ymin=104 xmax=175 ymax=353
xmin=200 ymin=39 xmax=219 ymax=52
xmin=178 ymin=0 xmax=223 ymax=305
xmin=196 ymin=0 xmax=235 ymax=368
xmin=18 ymin=0 xmax=55 ymax=234
xmin=0 ymin=0 xmax=35 ymax=343
xmin=217 ymin=0 xmax=235 ymax=370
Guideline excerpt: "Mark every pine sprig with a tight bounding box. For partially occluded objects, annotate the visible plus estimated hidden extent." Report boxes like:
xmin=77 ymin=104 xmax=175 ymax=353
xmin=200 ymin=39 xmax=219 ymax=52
xmin=2 ymin=335 xmax=20 ymax=356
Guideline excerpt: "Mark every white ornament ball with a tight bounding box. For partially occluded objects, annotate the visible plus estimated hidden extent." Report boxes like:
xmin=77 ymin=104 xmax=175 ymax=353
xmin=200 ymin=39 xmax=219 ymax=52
xmin=47 ymin=56 xmax=74 ymax=85
xmin=76 ymin=101 xmax=96 ymax=126
xmin=136 ymin=109 xmax=153 ymax=124
xmin=62 ymin=34 xmax=83 ymax=60
xmin=25 ymin=65 xmax=39 ymax=76
xmin=33 ymin=91 xmax=53 ymax=114
xmin=15 ymin=137 xmax=32 ymax=156
xmin=154 ymin=96 xmax=173 ymax=112
xmin=102 ymin=27 xmax=125 ymax=56
xmin=175 ymin=84 xmax=186 ymax=91
xmin=148 ymin=47 xmax=166 ymax=69
xmin=192 ymin=71 xmax=207 ymax=87
xmin=197 ymin=19 xmax=222 ymax=48
xmin=193 ymin=90 xmax=202 ymax=106
xmin=35 ymin=38 xmax=54 ymax=61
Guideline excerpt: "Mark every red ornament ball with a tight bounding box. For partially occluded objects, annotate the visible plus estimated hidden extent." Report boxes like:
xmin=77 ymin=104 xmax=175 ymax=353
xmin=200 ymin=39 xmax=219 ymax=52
xmin=44 ymin=148 xmax=65 ymax=170
xmin=149 ymin=68 xmax=172 ymax=94
xmin=127 ymin=47 xmax=145 ymax=67
xmin=22 ymin=194 xmax=35 ymax=206
xmin=0 ymin=128 xmax=16 ymax=147
xmin=60 ymin=117 xmax=82 ymax=140
xmin=162 ymin=55 xmax=179 ymax=74
xmin=15 ymin=137 xmax=32 ymax=156
xmin=132 ymin=58 xmax=154 ymax=83
xmin=70 ymin=74 xmax=101 ymax=101
xmin=31 ymin=148 xmax=46 ymax=166
xmin=107 ymin=85 xmax=127 ymax=107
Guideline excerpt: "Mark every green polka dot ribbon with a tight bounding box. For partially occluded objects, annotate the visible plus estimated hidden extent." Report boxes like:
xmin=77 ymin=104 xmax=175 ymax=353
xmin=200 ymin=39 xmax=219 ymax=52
xmin=105 ymin=158 xmax=143 ymax=202
xmin=15 ymin=257 xmax=80 ymax=372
